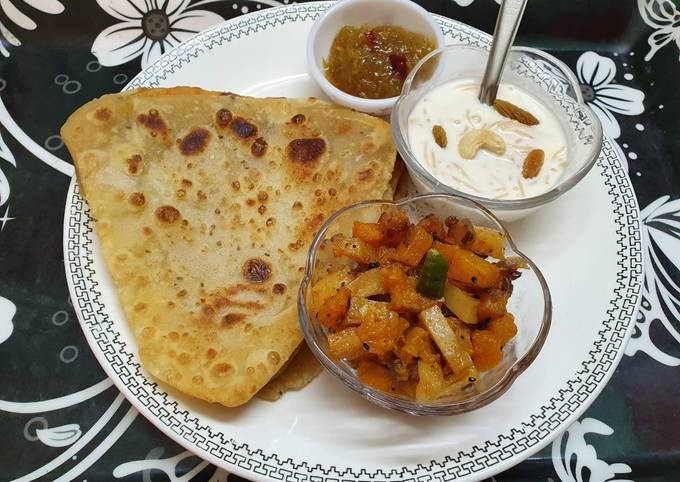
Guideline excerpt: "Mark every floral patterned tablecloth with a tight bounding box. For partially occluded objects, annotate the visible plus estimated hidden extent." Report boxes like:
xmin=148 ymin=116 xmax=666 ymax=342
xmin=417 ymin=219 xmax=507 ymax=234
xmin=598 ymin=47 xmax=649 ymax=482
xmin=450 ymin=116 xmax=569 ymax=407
xmin=1 ymin=0 xmax=679 ymax=481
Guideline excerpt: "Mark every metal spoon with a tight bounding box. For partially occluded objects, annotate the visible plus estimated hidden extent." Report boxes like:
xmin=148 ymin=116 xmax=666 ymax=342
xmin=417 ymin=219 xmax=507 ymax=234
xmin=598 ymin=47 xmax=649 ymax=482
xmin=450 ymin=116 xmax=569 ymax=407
xmin=479 ymin=0 xmax=529 ymax=105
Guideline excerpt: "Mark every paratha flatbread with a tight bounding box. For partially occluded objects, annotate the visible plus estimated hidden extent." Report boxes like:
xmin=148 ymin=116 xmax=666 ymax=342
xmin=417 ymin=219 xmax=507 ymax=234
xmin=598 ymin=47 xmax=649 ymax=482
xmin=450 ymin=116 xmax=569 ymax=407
xmin=257 ymin=344 xmax=322 ymax=401
xmin=386 ymin=154 xmax=406 ymax=200
xmin=61 ymin=87 xmax=395 ymax=406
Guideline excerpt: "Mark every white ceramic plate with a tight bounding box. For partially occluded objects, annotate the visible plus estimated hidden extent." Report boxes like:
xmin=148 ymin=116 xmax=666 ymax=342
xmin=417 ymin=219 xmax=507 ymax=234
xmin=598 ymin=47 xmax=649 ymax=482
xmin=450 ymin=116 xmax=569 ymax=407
xmin=63 ymin=3 xmax=644 ymax=481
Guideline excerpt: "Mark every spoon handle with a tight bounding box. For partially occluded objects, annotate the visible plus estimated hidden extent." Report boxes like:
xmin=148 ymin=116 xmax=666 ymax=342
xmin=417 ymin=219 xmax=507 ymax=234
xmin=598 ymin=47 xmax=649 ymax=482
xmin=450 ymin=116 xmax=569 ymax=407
xmin=478 ymin=0 xmax=528 ymax=105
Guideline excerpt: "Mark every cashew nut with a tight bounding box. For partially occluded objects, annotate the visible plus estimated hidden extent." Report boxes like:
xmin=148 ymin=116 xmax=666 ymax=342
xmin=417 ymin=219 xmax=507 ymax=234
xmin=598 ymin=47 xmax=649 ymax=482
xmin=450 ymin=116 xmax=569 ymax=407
xmin=457 ymin=128 xmax=506 ymax=159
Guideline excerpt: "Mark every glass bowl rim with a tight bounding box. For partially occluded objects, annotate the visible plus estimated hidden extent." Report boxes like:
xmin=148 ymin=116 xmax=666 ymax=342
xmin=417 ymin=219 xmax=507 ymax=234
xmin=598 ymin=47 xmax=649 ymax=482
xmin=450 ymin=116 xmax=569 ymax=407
xmin=390 ymin=44 xmax=604 ymax=211
xmin=297 ymin=193 xmax=553 ymax=415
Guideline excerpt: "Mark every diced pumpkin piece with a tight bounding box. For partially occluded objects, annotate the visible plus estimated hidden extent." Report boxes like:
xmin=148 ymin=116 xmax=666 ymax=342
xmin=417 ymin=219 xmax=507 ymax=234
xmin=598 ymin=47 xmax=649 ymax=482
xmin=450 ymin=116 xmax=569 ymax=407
xmin=399 ymin=326 xmax=438 ymax=364
xmin=346 ymin=297 xmax=394 ymax=326
xmin=312 ymin=268 xmax=355 ymax=307
xmin=431 ymin=240 xmax=455 ymax=260
xmin=445 ymin=216 xmax=476 ymax=246
xmin=397 ymin=379 xmax=418 ymax=399
xmin=317 ymin=287 xmax=350 ymax=329
xmin=348 ymin=267 xmax=388 ymax=297
xmin=328 ymin=327 xmax=365 ymax=360
xmin=378 ymin=209 xmax=411 ymax=247
xmin=434 ymin=241 xmax=501 ymax=288
xmin=357 ymin=315 xmax=409 ymax=357
xmin=383 ymin=264 xmax=435 ymax=313
xmin=392 ymin=225 xmax=433 ymax=267
xmin=357 ymin=360 xmax=394 ymax=393
xmin=439 ymin=367 xmax=480 ymax=397
xmin=447 ymin=317 xmax=473 ymax=353
xmin=417 ymin=214 xmax=447 ymax=241
xmin=487 ymin=313 xmax=517 ymax=346
xmin=352 ymin=221 xmax=384 ymax=246
xmin=419 ymin=305 xmax=474 ymax=380
xmin=471 ymin=330 xmax=503 ymax=371
xmin=332 ymin=236 xmax=376 ymax=264
xmin=415 ymin=359 xmax=446 ymax=401
xmin=393 ymin=359 xmax=411 ymax=381
xmin=391 ymin=285 xmax=434 ymax=313
xmin=450 ymin=250 xmax=501 ymax=288
xmin=469 ymin=226 xmax=506 ymax=259
xmin=376 ymin=246 xmax=396 ymax=264
xmin=477 ymin=289 xmax=510 ymax=321
xmin=382 ymin=262 xmax=406 ymax=287
xmin=444 ymin=283 xmax=479 ymax=324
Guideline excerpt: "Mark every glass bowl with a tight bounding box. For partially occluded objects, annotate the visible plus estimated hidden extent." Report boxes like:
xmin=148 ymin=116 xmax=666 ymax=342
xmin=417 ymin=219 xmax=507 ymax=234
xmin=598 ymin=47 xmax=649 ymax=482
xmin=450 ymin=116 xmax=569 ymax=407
xmin=298 ymin=193 xmax=552 ymax=415
xmin=391 ymin=45 xmax=603 ymax=222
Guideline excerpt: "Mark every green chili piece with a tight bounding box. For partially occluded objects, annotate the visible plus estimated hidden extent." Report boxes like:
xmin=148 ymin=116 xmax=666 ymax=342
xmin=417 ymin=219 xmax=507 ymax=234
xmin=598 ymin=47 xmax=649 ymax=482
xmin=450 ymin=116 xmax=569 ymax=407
xmin=416 ymin=249 xmax=449 ymax=299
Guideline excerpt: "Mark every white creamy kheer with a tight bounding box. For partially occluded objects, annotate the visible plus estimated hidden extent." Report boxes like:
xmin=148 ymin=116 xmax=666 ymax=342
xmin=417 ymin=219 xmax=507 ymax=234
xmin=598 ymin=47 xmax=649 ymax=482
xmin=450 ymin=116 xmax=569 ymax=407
xmin=408 ymin=79 xmax=568 ymax=199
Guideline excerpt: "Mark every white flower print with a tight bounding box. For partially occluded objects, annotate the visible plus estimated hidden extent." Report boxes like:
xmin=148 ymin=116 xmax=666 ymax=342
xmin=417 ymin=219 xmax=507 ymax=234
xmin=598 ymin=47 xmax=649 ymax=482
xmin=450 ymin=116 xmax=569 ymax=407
xmin=625 ymin=195 xmax=680 ymax=366
xmin=0 ymin=130 xmax=16 ymax=230
xmin=114 ymin=449 xmax=230 ymax=481
xmin=93 ymin=0 xmax=224 ymax=68
xmin=576 ymin=51 xmax=645 ymax=139
xmin=0 ymin=0 xmax=64 ymax=57
xmin=552 ymin=418 xmax=633 ymax=482
xmin=0 ymin=295 xmax=16 ymax=344
xmin=36 ymin=423 xmax=82 ymax=447
xmin=0 ymin=162 xmax=10 ymax=208
xmin=638 ymin=0 xmax=680 ymax=61
xmin=452 ymin=0 xmax=499 ymax=6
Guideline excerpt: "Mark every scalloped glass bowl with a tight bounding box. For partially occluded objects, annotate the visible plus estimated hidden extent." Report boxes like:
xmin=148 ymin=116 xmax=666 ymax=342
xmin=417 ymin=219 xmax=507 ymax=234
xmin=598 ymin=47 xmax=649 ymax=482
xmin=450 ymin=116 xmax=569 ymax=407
xmin=298 ymin=193 xmax=552 ymax=415
xmin=391 ymin=45 xmax=603 ymax=222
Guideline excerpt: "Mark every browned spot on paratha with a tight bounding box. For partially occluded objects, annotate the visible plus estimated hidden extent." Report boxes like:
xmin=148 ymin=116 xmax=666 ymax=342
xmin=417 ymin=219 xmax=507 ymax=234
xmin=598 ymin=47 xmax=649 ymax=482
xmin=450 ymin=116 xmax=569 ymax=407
xmin=268 ymin=351 xmax=281 ymax=364
xmin=155 ymin=205 xmax=180 ymax=223
xmin=230 ymin=117 xmax=257 ymax=139
xmin=128 ymin=192 xmax=145 ymax=207
xmin=334 ymin=121 xmax=352 ymax=135
xmin=286 ymin=138 xmax=326 ymax=165
xmin=126 ymin=154 xmax=142 ymax=175
xmin=242 ymin=258 xmax=271 ymax=283
xmin=216 ymin=108 xmax=232 ymax=127
xmin=179 ymin=127 xmax=210 ymax=156
xmin=357 ymin=168 xmax=374 ymax=183
xmin=290 ymin=114 xmax=305 ymax=125
xmin=273 ymin=283 xmax=286 ymax=294
xmin=303 ymin=213 xmax=325 ymax=236
xmin=137 ymin=108 xmax=167 ymax=134
xmin=95 ymin=108 xmax=111 ymax=121
xmin=251 ymin=137 xmax=267 ymax=157
xmin=222 ymin=313 xmax=246 ymax=328
xmin=211 ymin=363 xmax=234 ymax=378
